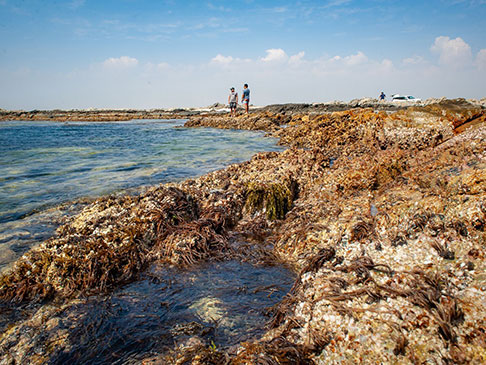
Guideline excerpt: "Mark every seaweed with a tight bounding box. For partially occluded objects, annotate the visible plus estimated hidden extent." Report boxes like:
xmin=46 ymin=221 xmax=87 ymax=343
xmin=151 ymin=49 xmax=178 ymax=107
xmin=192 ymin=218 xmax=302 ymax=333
xmin=430 ymin=240 xmax=455 ymax=260
xmin=244 ymin=179 xmax=296 ymax=220
xmin=393 ymin=333 xmax=409 ymax=356
xmin=0 ymin=186 xmax=204 ymax=302
xmin=349 ymin=220 xmax=374 ymax=242
xmin=2 ymin=101 xmax=485 ymax=363
xmin=301 ymin=246 xmax=336 ymax=273
xmin=232 ymin=337 xmax=316 ymax=365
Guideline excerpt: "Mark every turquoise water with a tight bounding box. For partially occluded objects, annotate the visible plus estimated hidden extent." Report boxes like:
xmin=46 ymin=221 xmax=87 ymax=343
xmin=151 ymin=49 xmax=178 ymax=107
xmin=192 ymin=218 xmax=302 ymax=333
xmin=0 ymin=119 xmax=282 ymax=268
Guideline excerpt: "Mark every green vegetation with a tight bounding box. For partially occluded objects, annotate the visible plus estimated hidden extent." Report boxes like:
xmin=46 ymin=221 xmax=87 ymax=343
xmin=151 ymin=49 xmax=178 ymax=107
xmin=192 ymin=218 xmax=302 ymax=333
xmin=245 ymin=181 xmax=295 ymax=220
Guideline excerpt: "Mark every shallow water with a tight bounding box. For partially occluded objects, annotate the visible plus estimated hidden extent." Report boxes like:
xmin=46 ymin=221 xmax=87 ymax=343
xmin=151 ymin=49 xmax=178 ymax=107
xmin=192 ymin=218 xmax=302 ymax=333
xmin=0 ymin=119 xmax=294 ymax=362
xmin=4 ymin=260 xmax=294 ymax=363
xmin=0 ymin=119 xmax=282 ymax=268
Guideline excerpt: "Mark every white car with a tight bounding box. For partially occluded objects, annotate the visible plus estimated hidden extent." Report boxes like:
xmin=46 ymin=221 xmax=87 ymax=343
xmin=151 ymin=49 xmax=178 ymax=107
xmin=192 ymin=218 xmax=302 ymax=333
xmin=391 ymin=94 xmax=421 ymax=102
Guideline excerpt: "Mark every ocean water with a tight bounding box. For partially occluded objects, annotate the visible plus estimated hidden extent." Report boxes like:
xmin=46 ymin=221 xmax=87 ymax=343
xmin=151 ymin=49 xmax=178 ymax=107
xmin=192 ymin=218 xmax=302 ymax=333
xmin=0 ymin=119 xmax=282 ymax=268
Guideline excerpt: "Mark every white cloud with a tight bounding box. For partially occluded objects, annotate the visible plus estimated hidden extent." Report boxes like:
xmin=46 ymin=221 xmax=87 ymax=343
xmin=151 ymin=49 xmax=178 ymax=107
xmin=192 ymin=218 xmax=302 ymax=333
xmin=344 ymin=51 xmax=368 ymax=66
xmin=272 ymin=6 xmax=288 ymax=13
xmin=211 ymin=54 xmax=234 ymax=64
xmin=207 ymin=2 xmax=230 ymax=12
xmin=289 ymin=51 xmax=305 ymax=65
xmin=330 ymin=51 xmax=368 ymax=66
xmin=430 ymin=36 xmax=472 ymax=68
xmin=325 ymin=0 xmax=352 ymax=7
xmin=261 ymin=48 xmax=288 ymax=62
xmin=475 ymin=49 xmax=486 ymax=70
xmin=103 ymin=56 xmax=139 ymax=69
xmin=402 ymin=55 xmax=425 ymax=65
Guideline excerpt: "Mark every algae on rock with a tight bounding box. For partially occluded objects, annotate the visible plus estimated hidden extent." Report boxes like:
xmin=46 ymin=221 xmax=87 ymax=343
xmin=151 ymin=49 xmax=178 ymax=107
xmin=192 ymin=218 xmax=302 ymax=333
xmin=244 ymin=180 xmax=296 ymax=220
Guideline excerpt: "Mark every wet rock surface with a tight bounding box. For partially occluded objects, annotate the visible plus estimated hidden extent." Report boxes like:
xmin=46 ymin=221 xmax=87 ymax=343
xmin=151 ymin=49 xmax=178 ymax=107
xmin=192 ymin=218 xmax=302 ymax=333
xmin=1 ymin=98 xmax=486 ymax=363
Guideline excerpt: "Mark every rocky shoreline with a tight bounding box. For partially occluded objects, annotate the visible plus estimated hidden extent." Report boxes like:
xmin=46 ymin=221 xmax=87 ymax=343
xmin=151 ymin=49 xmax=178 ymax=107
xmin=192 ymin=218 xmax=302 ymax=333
xmin=2 ymin=97 xmax=485 ymax=122
xmin=0 ymin=98 xmax=485 ymax=363
xmin=0 ymin=108 xmax=198 ymax=122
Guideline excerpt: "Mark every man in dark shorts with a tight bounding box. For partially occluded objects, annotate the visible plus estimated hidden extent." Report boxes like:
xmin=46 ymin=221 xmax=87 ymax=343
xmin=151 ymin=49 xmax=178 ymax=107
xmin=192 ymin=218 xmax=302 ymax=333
xmin=228 ymin=87 xmax=238 ymax=117
xmin=241 ymin=84 xmax=250 ymax=114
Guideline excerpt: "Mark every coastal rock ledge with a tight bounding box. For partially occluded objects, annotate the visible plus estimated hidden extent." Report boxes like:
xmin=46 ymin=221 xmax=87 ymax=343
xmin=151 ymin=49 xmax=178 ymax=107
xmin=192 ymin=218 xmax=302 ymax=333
xmin=1 ymin=99 xmax=486 ymax=364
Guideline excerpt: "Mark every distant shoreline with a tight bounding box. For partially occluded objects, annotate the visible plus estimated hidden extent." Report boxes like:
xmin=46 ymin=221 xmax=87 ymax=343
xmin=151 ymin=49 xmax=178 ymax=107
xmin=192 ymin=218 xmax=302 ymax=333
xmin=2 ymin=97 xmax=485 ymax=122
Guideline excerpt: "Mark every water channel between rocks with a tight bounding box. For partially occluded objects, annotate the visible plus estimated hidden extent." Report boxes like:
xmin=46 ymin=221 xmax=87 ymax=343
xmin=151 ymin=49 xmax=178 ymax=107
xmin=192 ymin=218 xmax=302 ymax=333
xmin=1 ymin=260 xmax=295 ymax=363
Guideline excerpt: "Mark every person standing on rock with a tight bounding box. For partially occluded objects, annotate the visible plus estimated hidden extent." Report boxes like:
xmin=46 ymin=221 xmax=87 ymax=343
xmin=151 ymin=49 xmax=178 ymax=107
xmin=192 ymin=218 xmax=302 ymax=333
xmin=242 ymin=84 xmax=250 ymax=114
xmin=228 ymin=87 xmax=238 ymax=117
xmin=379 ymin=91 xmax=386 ymax=101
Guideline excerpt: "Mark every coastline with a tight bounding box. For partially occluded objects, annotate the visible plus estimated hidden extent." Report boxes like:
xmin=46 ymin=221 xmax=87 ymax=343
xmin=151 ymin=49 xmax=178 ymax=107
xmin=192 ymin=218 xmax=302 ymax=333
xmin=2 ymin=97 xmax=485 ymax=122
xmin=0 ymin=98 xmax=485 ymax=363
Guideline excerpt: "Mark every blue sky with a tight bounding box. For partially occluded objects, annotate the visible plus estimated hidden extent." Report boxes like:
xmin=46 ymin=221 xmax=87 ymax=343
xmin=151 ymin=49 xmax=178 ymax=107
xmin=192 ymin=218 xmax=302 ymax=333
xmin=0 ymin=0 xmax=485 ymax=109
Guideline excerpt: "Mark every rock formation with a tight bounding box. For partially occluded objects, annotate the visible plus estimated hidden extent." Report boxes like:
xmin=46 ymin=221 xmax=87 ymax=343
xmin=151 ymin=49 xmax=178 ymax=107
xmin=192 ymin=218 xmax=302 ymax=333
xmin=0 ymin=99 xmax=485 ymax=364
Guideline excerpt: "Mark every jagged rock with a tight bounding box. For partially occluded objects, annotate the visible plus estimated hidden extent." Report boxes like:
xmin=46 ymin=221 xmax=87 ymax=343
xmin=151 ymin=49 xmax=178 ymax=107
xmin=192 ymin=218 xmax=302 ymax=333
xmin=1 ymin=99 xmax=485 ymax=363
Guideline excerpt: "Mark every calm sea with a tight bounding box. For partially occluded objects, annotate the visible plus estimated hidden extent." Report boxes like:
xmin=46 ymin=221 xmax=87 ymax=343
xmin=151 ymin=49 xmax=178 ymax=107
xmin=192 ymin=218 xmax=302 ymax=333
xmin=0 ymin=119 xmax=282 ymax=269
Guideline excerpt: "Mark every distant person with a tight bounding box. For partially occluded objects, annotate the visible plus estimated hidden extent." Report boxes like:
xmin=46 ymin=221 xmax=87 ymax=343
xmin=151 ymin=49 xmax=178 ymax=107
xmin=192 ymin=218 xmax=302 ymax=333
xmin=228 ymin=87 xmax=238 ymax=117
xmin=379 ymin=91 xmax=386 ymax=101
xmin=242 ymin=84 xmax=250 ymax=114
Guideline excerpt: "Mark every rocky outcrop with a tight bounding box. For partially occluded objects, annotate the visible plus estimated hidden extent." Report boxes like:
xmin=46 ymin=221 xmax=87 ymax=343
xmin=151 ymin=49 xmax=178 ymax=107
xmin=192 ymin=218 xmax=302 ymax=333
xmin=0 ymin=109 xmax=199 ymax=122
xmin=185 ymin=100 xmax=486 ymax=363
xmin=185 ymin=112 xmax=290 ymax=131
xmin=0 ymin=99 xmax=485 ymax=363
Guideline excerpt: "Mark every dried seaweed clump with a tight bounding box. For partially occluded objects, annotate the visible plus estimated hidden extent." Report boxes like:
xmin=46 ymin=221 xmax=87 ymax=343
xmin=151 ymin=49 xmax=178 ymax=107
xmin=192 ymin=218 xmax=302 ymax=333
xmin=232 ymin=337 xmax=317 ymax=364
xmin=152 ymin=218 xmax=229 ymax=267
xmin=244 ymin=179 xmax=296 ymax=220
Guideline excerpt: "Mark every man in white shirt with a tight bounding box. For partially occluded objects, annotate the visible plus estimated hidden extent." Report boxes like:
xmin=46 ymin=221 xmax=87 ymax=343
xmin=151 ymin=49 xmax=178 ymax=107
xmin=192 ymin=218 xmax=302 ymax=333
xmin=228 ymin=87 xmax=238 ymax=117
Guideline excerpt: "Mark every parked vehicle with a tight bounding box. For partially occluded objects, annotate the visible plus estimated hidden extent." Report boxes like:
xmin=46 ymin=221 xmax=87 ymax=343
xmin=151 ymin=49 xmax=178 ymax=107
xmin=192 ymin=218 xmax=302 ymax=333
xmin=391 ymin=94 xmax=421 ymax=102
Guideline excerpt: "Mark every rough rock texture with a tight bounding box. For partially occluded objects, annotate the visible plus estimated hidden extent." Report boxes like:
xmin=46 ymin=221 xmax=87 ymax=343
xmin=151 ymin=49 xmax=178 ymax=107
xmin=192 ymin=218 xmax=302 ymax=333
xmin=188 ymin=100 xmax=486 ymax=364
xmin=186 ymin=112 xmax=291 ymax=131
xmin=0 ymin=109 xmax=196 ymax=122
xmin=0 ymin=99 xmax=485 ymax=364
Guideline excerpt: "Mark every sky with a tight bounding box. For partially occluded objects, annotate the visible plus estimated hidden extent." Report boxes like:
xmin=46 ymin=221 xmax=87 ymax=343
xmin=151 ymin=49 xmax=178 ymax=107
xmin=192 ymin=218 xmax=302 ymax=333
xmin=0 ymin=0 xmax=485 ymax=110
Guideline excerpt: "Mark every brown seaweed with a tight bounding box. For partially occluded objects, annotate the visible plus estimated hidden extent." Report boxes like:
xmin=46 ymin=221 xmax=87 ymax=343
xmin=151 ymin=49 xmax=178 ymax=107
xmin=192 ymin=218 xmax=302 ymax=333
xmin=1 ymin=100 xmax=485 ymax=363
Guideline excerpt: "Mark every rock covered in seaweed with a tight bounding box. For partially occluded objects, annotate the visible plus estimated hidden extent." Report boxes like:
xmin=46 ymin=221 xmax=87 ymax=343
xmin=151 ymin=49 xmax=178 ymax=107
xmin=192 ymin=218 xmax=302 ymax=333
xmin=0 ymin=185 xmax=234 ymax=302
xmin=186 ymin=100 xmax=486 ymax=363
xmin=235 ymin=104 xmax=486 ymax=363
xmin=1 ymin=99 xmax=485 ymax=363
